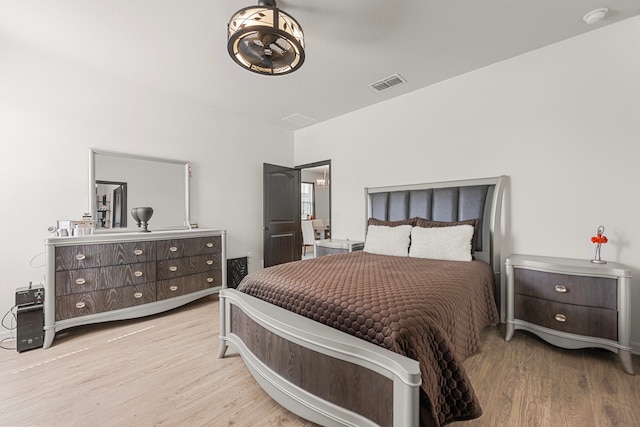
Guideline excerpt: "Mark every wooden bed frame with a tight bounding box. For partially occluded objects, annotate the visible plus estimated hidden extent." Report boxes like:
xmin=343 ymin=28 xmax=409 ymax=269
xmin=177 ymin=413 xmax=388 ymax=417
xmin=218 ymin=176 xmax=508 ymax=426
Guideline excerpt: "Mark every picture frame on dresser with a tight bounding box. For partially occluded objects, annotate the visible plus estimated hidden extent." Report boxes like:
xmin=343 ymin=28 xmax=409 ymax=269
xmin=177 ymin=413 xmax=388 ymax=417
xmin=44 ymin=229 xmax=226 ymax=348
xmin=505 ymin=254 xmax=634 ymax=375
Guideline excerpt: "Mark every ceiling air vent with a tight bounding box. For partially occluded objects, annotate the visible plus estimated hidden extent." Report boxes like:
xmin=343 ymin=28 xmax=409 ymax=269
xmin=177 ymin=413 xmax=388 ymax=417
xmin=369 ymin=73 xmax=406 ymax=92
xmin=281 ymin=113 xmax=317 ymax=129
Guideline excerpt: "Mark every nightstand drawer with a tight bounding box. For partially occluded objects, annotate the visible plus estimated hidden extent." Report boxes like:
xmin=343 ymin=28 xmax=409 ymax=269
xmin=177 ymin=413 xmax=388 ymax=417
xmin=514 ymin=268 xmax=616 ymax=309
xmin=514 ymin=294 xmax=617 ymax=341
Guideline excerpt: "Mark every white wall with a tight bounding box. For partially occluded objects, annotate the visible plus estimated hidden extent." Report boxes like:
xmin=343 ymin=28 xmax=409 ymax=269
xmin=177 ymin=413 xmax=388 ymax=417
xmin=0 ymin=38 xmax=293 ymax=338
xmin=294 ymin=17 xmax=640 ymax=351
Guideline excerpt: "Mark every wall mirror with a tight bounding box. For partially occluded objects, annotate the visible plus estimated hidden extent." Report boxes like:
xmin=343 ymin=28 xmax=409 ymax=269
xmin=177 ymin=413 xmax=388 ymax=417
xmin=89 ymin=149 xmax=190 ymax=231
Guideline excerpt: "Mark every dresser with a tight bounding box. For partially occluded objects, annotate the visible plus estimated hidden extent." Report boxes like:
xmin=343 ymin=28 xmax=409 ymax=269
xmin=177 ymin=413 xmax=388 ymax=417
xmin=505 ymin=254 xmax=633 ymax=374
xmin=314 ymin=239 xmax=364 ymax=257
xmin=44 ymin=229 xmax=226 ymax=348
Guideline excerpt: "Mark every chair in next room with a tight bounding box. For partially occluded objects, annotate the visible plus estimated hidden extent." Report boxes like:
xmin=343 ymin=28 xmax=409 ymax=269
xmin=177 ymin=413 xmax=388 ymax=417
xmin=301 ymin=220 xmax=315 ymax=256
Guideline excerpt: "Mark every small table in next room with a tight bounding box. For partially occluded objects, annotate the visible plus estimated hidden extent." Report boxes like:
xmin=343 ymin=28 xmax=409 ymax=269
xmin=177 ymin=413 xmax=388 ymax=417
xmin=505 ymin=254 xmax=634 ymax=375
xmin=314 ymin=239 xmax=364 ymax=257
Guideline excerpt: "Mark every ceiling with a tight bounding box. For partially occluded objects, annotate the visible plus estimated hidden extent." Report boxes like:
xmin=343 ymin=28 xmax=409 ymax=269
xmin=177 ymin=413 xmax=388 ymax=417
xmin=1 ymin=1 xmax=639 ymax=131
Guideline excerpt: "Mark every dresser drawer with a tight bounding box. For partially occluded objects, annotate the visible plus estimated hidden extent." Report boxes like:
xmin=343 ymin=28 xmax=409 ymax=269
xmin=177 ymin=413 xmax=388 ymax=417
xmin=55 ymin=262 xmax=156 ymax=296
xmin=514 ymin=268 xmax=616 ymax=309
xmin=156 ymin=236 xmax=221 ymax=260
xmin=514 ymin=294 xmax=617 ymax=341
xmin=157 ymin=271 xmax=222 ymax=300
xmin=156 ymin=254 xmax=221 ymax=280
xmin=55 ymin=241 xmax=156 ymax=271
xmin=55 ymin=282 xmax=156 ymax=320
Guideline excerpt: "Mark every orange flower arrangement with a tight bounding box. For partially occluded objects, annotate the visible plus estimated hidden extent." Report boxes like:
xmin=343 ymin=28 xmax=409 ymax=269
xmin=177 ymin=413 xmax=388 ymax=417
xmin=590 ymin=225 xmax=607 ymax=264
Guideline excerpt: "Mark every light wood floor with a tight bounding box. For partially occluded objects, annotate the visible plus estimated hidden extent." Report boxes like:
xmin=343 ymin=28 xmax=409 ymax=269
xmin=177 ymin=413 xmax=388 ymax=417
xmin=1 ymin=296 xmax=638 ymax=426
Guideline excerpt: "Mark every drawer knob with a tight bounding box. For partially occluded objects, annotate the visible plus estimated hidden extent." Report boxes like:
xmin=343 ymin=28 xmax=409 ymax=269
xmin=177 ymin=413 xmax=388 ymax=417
xmin=169 ymin=266 xmax=178 ymax=272
xmin=75 ymin=254 xmax=86 ymax=260
xmin=206 ymin=260 xmax=214 ymax=265
xmin=554 ymin=285 xmax=567 ymax=293
xmin=134 ymin=249 xmax=143 ymax=256
xmin=134 ymin=271 xmax=143 ymax=277
xmin=75 ymin=302 xmax=86 ymax=309
xmin=134 ymin=292 xmax=143 ymax=299
xmin=555 ymin=314 xmax=567 ymax=323
xmin=75 ymin=278 xmax=86 ymax=285
xmin=206 ymin=277 xmax=214 ymax=283
xmin=169 ymin=246 xmax=178 ymax=252
xmin=170 ymin=285 xmax=178 ymax=292
xmin=206 ymin=242 xmax=214 ymax=248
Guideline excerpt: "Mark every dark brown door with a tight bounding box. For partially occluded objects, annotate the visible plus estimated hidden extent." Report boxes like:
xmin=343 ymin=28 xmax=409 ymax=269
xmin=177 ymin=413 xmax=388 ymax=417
xmin=263 ymin=163 xmax=301 ymax=267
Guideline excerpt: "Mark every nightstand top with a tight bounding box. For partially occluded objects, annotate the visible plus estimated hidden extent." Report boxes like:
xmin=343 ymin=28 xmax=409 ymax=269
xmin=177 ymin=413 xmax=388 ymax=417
xmin=314 ymin=239 xmax=364 ymax=249
xmin=506 ymin=254 xmax=631 ymax=278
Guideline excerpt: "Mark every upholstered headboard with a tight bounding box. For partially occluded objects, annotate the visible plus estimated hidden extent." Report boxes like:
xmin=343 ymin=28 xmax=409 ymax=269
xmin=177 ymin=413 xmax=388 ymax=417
xmin=365 ymin=176 xmax=508 ymax=319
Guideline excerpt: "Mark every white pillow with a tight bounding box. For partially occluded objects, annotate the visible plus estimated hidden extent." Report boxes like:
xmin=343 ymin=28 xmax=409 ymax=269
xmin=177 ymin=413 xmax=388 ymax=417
xmin=363 ymin=225 xmax=412 ymax=257
xmin=409 ymin=225 xmax=474 ymax=261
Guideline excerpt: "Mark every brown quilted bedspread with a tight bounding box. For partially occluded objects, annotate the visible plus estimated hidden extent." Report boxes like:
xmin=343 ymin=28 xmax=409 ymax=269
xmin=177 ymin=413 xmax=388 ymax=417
xmin=237 ymin=251 xmax=499 ymax=426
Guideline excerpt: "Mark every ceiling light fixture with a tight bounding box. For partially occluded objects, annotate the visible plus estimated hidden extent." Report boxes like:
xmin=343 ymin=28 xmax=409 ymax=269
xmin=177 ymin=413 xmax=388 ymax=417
xmin=316 ymin=169 xmax=329 ymax=188
xmin=583 ymin=8 xmax=608 ymax=25
xmin=227 ymin=0 xmax=305 ymax=75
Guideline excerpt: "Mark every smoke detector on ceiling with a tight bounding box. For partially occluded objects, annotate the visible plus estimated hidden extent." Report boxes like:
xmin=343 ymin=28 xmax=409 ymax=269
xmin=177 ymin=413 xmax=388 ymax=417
xmin=369 ymin=74 xmax=406 ymax=92
xmin=583 ymin=8 xmax=608 ymax=25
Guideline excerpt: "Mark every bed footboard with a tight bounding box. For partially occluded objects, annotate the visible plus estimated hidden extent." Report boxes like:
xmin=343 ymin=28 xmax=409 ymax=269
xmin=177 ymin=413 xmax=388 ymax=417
xmin=218 ymin=289 xmax=422 ymax=427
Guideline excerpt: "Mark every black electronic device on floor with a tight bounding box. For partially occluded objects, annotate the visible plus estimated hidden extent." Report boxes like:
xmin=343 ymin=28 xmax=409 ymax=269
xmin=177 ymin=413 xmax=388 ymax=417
xmin=15 ymin=284 xmax=44 ymax=307
xmin=15 ymin=284 xmax=45 ymax=352
xmin=16 ymin=304 xmax=44 ymax=352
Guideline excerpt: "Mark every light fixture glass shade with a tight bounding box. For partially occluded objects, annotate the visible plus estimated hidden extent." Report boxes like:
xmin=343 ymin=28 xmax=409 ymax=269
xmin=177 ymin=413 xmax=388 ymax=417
xmin=316 ymin=169 xmax=328 ymax=188
xmin=227 ymin=1 xmax=305 ymax=75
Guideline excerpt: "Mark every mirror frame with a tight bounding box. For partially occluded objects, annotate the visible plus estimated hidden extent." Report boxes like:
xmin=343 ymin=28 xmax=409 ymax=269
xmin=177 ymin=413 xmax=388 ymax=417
xmin=89 ymin=148 xmax=191 ymax=232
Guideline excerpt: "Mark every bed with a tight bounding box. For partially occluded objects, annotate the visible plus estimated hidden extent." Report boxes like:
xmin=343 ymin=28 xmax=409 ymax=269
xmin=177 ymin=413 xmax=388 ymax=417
xmin=218 ymin=176 xmax=508 ymax=426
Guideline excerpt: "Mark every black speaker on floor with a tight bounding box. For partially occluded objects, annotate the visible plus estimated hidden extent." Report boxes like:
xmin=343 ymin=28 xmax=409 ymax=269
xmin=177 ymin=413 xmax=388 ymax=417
xmin=17 ymin=304 xmax=44 ymax=352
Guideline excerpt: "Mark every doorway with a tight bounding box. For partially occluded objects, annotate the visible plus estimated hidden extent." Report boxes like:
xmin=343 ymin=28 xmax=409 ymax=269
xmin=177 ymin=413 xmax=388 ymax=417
xmin=95 ymin=180 xmax=128 ymax=229
xmin=296 ymin=160 xmax=331 ymax=250
xmin=262 ymin=160 xmax=331 ymax=267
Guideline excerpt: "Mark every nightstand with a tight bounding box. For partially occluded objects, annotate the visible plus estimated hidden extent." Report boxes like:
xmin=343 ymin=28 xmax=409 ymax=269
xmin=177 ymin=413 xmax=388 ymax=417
xmin=505 ymin=254 xmax=633 ymax=375
xmin=314 ymin=239 xmax=364 ymax=257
